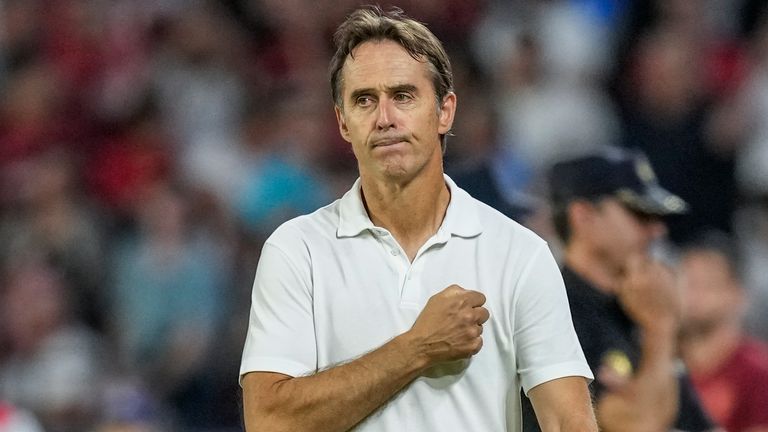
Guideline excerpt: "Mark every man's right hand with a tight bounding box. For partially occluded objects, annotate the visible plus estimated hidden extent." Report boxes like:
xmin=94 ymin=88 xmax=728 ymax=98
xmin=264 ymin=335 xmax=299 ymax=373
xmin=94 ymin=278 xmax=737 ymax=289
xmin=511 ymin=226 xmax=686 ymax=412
xmin=599 ymin=255 xmax=683 ymax=432
xmin=243 ymin=285 xmax=490 ymax=432
xmin=618 ymin=255 xmax=681 ymax=333
xmin=406 ymin=284 xmax=490 ymax=369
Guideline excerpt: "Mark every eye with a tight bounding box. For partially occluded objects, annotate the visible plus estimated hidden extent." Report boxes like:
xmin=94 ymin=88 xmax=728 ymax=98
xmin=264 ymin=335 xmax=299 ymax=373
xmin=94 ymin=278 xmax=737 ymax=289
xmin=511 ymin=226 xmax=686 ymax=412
xmin=394 ymin=92 xmax=413 ymax=103
xmin=355 ymin=95 xmax=374 ymax=107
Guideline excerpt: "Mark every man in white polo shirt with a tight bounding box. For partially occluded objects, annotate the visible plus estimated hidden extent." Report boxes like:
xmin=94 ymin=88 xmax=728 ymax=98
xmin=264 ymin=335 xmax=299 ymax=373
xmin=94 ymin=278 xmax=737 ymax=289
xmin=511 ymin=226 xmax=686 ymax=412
xmin=240 ymin=6 xmax=596 ymax=432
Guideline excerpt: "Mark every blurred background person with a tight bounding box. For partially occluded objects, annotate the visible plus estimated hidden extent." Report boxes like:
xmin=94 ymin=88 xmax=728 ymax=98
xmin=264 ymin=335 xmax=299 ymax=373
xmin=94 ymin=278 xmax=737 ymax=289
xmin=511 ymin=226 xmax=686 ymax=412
xmin=523 ymin=148 xmax=717 ymax=432
xmin=0 ymin=258 xmax=106 ymax=432
xmin=0 ymin=147 xmax=109 ymax=331
xmin=91 ymin=378 xmax=171 ymax=432
xmin=610 ymin=0 xmax=745 ymax=245
xmin=107 ymin=180 xmax=231 ymax=430
xmin=232 ymin=85 xmax=334 ymax=241
xmin=678 ymin=231 xmax=768 ymax=432
xmin=446 ymin=82 xmax=536 ymax=225
xmin=0 ymin=401 xmax=44 ymax=432
xmin=731 ymin=0 xmax=768 ymax=345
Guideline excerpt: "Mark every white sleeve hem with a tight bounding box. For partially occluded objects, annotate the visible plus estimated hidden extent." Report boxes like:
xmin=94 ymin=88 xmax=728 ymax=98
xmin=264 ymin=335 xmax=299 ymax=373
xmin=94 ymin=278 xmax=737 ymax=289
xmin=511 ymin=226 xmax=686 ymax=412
xmin=239 ymin=356 xmax=316 ymax=386
xmin=520 ymin=361 xmax=594 ymax=395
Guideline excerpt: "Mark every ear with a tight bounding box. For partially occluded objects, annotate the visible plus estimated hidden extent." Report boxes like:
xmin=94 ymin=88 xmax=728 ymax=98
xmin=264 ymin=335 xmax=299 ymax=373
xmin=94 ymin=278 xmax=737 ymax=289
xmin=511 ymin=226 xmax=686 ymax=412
xmin=567 ymin=200 xmax=596 ymax=233
xmin=437 ymin=92 xmax=457 ymax=135
xmin=334 ymin=105 xmax=351 ymax=143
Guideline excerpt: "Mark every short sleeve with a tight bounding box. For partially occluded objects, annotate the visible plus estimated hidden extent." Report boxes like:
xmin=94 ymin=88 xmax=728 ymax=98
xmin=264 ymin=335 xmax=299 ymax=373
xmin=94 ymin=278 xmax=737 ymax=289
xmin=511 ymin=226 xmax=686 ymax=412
xmin=513 ymin=243 xmax=593 ymax=394
xmin=239 ymin=230 xmax=317 ymax=384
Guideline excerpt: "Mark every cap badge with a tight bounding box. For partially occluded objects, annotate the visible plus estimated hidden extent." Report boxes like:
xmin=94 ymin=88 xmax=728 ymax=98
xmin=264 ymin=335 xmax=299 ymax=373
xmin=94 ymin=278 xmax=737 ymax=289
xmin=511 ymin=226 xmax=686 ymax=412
xmin=635 ymin=158 xmax=656 ymax=183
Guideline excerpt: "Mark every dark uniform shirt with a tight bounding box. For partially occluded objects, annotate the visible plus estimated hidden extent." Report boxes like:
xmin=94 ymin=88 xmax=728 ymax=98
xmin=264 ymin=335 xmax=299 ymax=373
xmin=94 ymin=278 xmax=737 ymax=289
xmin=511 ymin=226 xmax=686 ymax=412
xmin=522 ymin=266 xmax=715 ymax=431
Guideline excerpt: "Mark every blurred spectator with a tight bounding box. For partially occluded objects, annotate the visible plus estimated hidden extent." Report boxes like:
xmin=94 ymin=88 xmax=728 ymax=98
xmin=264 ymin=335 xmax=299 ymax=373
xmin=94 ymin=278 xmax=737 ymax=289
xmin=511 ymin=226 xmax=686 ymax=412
xmin=735 ymin=202 xmax=768 ymax=342
xmin=0 ymin=62 xmax=71 ymax=194
xmin=613 ymin=3 xmax=745 ymax=244
xmin=730 ymin=4 xmax=768 ymax=342
xmin=151 ymin=2 xmax=250 ymax=209
xmin=679 ymin=231 xmax=768 ymax=432
xmin=715 ymin=0 xmax=768 ymax=346
xmin=473 ymin=1 xmax=620 ymax=180
xmin=108 ymin=181 xmax=230 ymax=428
xmin=92 ymin=378 xmax=170 ymax=432
xmin=0 ymin=259 xmax=106 ymax=432
xmin=40 ymin=0 xmax=109 ymax=96
xmin=736 ymin=1 xmax=768 ymax=199
xmin=0 ymin=401 xmax=44 ymax=432
xmin=447 ymin=85 xmax=535 ymax=223
xmin=0 ymin=147 xmax=108 ymax=330
xmin=0 ymin=1 xmax=45 ymax=79
xmin=85 ymin=91 xmax=173 ymax=223
xmin=523 ymin=148 xmax=716 ymax=432
xmin=233 ymin=86 xmax=334 ymax=239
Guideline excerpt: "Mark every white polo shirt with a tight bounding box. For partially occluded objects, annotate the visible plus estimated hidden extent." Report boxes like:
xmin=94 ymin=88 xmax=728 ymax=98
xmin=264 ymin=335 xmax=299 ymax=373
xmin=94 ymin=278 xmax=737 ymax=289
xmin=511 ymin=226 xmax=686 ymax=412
xmin=240 ymin=175 xmax=592 ymax=431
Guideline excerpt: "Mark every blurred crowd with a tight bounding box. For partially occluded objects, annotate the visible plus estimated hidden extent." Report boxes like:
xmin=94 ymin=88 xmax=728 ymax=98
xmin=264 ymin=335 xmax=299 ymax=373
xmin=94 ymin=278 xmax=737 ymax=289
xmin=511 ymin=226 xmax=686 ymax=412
xmin=1 ymin=0 xmax=768 ymax=431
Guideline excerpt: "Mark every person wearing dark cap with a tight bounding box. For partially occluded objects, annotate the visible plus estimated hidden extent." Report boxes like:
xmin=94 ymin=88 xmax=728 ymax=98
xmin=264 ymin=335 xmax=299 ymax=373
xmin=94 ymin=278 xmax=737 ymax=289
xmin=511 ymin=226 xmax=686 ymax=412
xmin=522 ymin=148 xmax=721 ymax=432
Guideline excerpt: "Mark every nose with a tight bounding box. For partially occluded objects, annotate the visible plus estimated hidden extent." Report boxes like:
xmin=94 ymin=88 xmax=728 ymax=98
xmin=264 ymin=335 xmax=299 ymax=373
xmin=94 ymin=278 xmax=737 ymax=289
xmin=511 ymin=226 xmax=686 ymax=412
xmin=376 ymin=98 xmax=395 ymax=131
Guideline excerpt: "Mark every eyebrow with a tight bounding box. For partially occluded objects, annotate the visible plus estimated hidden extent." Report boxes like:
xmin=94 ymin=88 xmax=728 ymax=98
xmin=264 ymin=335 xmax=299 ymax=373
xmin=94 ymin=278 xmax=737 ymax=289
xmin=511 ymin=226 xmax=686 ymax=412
xmin=348 ymin=84 xmax=418 ymax=103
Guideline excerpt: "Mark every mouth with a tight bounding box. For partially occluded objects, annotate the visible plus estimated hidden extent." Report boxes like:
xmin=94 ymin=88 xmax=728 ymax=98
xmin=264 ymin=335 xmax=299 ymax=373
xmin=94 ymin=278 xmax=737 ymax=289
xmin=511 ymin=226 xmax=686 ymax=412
xmin=371 ymin=136 xmax=408 ymax=148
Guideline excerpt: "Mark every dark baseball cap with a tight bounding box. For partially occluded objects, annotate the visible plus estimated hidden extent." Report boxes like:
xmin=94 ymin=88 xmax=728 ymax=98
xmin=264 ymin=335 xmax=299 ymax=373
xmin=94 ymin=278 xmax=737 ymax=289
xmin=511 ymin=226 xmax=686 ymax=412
xmin=548 ymin=148 xmax=688 ymax=216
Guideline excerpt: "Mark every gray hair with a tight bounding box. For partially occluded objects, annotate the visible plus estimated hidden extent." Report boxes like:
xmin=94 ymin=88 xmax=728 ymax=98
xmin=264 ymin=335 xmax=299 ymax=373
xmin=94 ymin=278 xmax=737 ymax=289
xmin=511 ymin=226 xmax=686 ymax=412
xmin=329 ymin=6 xmax=453 ymax=109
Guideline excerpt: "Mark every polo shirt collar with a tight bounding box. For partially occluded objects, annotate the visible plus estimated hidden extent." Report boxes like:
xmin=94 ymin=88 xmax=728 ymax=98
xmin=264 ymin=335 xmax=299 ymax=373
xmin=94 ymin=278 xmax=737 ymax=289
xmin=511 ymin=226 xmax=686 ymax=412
xmin=441 ymin=174 xmax=483 ymax=238
xmin=337 ymin=174 xmax=482 ymax=239
xmin=337 ymin=177 xmax=374 ymax=237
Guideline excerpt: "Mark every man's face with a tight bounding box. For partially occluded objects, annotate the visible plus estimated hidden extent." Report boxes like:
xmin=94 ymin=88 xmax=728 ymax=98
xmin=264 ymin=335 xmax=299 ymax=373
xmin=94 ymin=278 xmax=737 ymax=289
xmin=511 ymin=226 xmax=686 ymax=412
xmin=582 ymin=197 xmax=666 ymax=271
xmin=679 ymin=250 xmax=741 ymax=333
xmin=334 ymin=40 xmax=456 ymax=182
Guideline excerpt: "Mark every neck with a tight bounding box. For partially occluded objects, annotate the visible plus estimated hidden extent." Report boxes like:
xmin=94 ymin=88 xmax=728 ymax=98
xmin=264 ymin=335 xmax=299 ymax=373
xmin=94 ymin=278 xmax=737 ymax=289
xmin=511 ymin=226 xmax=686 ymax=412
xmin=563 ymin=243 xmax=622 ymax=295
xmin=360 ymin=169 xmax=450 ymax=261
xmin=680 ymin=320 xmax=742 ymax=377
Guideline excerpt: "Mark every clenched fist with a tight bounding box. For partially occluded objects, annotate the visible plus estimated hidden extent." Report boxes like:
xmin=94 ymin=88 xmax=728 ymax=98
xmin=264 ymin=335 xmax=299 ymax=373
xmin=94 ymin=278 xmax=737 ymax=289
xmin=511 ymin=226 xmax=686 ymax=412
xmin=407 ymin=284 xmax=490 ymax=369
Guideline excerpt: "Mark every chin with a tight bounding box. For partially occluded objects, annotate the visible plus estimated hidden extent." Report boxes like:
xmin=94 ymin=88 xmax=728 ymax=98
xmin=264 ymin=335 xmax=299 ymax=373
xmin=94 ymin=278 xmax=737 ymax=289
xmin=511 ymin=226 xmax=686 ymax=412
xmin=381 ymin=167 xmax=412 ymax=180
xmin=378 ymin=159 xmax=413 ymax=179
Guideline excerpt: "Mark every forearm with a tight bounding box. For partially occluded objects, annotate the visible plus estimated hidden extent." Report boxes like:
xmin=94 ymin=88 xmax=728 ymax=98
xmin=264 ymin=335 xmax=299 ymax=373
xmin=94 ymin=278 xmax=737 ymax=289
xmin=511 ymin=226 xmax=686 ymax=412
xmin=243 ymin=333 xmax=428 ymax=432
xmin=243 ymin=284 xmax=489 ymax=431
xmin=547 ymin=413 xmax=599 ymax=432
xmin=633 ymin=325 xmax=679 ymax=419
xmin=530 ymin=376 xmax=598 ymax=432
xmin=597 ymin=325 xmax=679 ymax=432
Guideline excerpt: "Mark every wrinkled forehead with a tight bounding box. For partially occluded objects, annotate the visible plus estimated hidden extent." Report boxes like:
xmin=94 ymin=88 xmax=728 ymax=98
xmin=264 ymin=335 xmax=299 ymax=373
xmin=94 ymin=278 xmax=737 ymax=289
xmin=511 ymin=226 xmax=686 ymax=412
xmin=339 ymin=40 xmax=435 ymax=94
